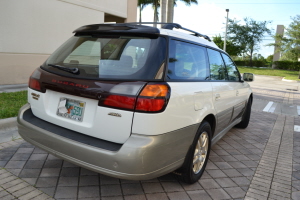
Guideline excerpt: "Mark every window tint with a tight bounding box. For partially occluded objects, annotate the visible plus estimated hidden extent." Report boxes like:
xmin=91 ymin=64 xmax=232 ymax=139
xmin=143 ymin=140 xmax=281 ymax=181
xmin=222 ymin=53 xmax=240 ymax=81
xmin=61 ymin=38 xmax=151 ymax=76
xmin=64 ymin=40 xmax=101 ymax=65
xmin=44 ymin=36 xmax=166 ymax=80
xmin=207 ymin=49 xmax=226 ymax=80
xmin=167 ymin=40 xmax=209 ymax=80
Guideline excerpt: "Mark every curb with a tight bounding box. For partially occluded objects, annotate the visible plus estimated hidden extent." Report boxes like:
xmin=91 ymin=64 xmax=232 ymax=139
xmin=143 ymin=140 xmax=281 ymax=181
xmin=0 ymin=84 xmax=28 ymax=93
xmin=0 ymin=117 xmax=20 ymax=144
xmin=0 ymin=117 xmax=17 ymax=132
xmin=282 ymin=77 xmax=300 ymax=83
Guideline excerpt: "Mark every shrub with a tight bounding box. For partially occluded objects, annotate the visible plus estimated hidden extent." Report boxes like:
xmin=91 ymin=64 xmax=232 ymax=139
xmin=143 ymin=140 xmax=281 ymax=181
xmin=233 ymin=60 xmax=266 ymax=67
xmin=252 ymin=60 xmax=265 ymax=67
xmin=233 ymin=61 xmax=246 ymax=66
xmin=273 ymin=61 xmax=300 ymax=70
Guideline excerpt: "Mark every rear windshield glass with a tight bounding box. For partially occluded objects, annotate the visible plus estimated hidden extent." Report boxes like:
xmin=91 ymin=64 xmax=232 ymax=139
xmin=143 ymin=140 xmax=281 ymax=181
xmin=42 ymin=36 xmax=166 ymax=80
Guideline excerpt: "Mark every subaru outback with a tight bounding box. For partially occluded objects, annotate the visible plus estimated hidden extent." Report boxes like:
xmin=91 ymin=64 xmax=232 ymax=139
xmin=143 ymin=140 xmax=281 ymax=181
xmin=18 ymin=23 xmax=253 ymax=183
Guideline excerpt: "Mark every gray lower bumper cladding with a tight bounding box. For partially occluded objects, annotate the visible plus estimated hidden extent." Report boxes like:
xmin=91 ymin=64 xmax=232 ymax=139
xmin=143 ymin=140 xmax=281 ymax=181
xmin=17 ymin=104 xmax=197 ymax=180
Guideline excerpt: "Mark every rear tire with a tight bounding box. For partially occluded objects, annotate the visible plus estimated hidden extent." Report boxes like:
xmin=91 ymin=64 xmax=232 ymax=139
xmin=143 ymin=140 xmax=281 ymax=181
xmin=176 ymin=121 xmax=211 ymax=184
xmin=235 ymin=98 xmax=252 ymax=129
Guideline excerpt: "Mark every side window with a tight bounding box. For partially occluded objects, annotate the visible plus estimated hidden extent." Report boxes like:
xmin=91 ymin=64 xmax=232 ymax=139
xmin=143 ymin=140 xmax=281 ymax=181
xmin=207 ymin=49 xmax=226 ymax=80
xmin=222 ymin=53 xmax=240 ymax=81
xmin=168 ymin=40 xmax=209 ymax=80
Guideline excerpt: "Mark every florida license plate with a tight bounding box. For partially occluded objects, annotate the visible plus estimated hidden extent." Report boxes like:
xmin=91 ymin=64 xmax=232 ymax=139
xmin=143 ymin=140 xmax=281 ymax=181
xmin=56 ymin=98 xmax=85 ymax=122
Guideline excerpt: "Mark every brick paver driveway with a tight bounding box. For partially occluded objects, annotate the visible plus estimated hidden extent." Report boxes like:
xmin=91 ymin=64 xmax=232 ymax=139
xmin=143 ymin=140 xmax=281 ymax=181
xmin=0 ymin=84 xmax=299 ymax=200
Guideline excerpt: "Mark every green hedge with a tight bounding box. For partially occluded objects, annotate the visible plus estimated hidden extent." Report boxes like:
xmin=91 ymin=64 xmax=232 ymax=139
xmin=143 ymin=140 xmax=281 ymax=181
xmin=233 ymin=60 xmax=266 ymax=67
xmin=273 ymin=61 xmax=300 ymax=70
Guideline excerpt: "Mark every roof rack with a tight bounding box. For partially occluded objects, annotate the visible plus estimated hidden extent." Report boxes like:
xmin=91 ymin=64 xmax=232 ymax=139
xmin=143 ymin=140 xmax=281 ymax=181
xmin=127 ymin=22 xmax=212 ymax=42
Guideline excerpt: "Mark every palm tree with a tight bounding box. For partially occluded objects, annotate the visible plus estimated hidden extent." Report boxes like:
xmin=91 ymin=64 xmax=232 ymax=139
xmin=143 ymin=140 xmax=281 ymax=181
xmin=138 ymin=0 xmax=152 ymax=22
xmin=152 ymin=0 xmax=160 ymax=25
xmin=167 ymin=0 xmax=198 ymax=23
xmin=138 ymin=0 xmax=198 ymax=24
xmin=166 ymin=0 xmax=174 ymax=23
xmin=161 ymin=0 xmax=167 ymax=23
xmin=138 ymin=0 xmax=159 ymax=26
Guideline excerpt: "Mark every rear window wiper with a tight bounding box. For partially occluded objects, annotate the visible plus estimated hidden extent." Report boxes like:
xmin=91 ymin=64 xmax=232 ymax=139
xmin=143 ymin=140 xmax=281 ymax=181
xmin=48 ymin=64 xmax=79 ymax=74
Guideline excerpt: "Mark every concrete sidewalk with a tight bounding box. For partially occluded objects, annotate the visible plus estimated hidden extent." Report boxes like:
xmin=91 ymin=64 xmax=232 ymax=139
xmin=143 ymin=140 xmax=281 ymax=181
xmin=0 ymin=118 xmax=20 ymax=144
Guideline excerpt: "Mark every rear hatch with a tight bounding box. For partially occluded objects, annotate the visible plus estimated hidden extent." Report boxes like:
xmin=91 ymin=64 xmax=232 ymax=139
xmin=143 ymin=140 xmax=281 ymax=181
xmin=28 ymin=24 xmax=167 ymax=144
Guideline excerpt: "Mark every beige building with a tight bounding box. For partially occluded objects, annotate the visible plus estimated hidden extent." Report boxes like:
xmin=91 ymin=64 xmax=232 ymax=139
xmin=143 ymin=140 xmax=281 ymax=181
xmin=0 ymin=0 xmax=137 ymax=85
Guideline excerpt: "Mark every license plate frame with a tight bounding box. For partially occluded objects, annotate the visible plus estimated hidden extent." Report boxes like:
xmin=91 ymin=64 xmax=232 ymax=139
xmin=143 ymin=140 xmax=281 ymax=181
xmin=56 ymin=97 xmax=86 ymax=122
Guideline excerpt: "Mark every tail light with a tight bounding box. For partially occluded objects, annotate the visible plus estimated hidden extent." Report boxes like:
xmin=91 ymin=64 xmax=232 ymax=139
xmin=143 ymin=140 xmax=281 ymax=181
xmin=100 ymin=83 xmax=170 ymax=113
xmin=104 ymin=95 xmax=136 ymax=110
xmin=136 ymin=84 xmax=169 ymax=112
xmin=29 ymin=77 xmax=41 ymax=91
xmin=29 ymin=69 xmax=42 ymax=92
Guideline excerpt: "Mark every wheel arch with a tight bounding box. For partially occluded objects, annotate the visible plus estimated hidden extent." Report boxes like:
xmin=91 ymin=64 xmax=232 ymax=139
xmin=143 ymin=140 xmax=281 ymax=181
xmin=249 ymin=93 xmax=253 ymax=104
xmin=202 ymin=114 xmax=216 ymax=138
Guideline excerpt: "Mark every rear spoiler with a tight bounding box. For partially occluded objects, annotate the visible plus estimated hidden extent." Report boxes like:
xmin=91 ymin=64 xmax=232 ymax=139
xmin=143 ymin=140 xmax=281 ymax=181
xmin=73 ymin=23 xmax=160 ymax=38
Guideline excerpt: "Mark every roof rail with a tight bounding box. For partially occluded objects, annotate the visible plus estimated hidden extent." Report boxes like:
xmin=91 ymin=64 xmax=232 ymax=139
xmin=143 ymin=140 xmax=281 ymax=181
xmin=127 ymin=22 xmax=212 ymax=42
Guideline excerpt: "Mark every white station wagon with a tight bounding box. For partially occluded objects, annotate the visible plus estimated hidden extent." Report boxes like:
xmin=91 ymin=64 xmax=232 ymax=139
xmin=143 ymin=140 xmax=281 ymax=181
xmin=18 ymin=23 xmax=253 ymax=183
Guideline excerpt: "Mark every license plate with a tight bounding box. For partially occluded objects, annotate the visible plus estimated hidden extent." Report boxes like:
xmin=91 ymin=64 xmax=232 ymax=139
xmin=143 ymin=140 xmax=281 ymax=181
xmin=56 ymin=98 xmax=85 ymax=122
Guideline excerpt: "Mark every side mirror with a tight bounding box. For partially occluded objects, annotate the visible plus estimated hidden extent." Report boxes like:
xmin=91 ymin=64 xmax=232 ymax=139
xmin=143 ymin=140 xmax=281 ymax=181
xmin=242 ymin=73 xmax=255 ymax=82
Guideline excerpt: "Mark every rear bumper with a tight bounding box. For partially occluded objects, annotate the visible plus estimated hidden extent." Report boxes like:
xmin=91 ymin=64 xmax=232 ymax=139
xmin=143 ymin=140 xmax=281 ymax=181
xmin=18 ymin=103 xmax=197 ymax=180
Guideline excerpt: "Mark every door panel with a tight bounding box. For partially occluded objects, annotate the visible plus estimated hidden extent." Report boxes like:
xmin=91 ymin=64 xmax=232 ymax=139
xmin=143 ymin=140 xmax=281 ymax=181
xmin=232 ymin=100 xmax=246 ymax=120
xmin=221 ymin=53 xmax=249 ymax=121
xmin=211 ymin=82 xmax=236 ymax=134
xmin=207 ymin=49 xmax=236 ymax=134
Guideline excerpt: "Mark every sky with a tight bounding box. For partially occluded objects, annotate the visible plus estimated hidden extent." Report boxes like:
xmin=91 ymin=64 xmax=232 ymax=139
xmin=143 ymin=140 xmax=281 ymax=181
xmin=138 ymin=0 xmax=300 ymax=58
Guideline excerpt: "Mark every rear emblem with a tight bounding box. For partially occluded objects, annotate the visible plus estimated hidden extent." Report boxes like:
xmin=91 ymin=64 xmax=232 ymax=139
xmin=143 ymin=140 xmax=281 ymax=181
xmin=31 ymin=93 xmax=40 ymax=100
xmin=108 ymin=112 xmax=122 ymax=117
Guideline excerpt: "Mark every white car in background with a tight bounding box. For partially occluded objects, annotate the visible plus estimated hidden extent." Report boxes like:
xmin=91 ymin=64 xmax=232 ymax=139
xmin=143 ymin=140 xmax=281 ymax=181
xmin=18 ymin=22 xmax=253 ymax=183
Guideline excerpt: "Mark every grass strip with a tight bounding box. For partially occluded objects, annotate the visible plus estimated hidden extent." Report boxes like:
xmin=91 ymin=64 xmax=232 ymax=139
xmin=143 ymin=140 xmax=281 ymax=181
xmin=0 ymin=91 xmax=27 ymax=119
xmin=238 ymin=66 xmax=300 ymax=80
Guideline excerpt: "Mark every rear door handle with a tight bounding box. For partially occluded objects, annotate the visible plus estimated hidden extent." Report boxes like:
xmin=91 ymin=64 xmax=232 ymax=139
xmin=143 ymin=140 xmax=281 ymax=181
xmin=236 ymin=90 xmax=239 ymax=96
xmin=215 ymin=93 xmax=220 ymax=101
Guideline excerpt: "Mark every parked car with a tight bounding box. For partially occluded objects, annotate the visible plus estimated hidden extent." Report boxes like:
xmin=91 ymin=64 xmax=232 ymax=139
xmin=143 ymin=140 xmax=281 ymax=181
xmin=18 ymin=23 xmax=253 ymax=183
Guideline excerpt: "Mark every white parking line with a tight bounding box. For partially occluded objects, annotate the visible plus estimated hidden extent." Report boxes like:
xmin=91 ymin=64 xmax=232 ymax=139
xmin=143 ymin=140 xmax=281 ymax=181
xmin=295 ymin=125 xmax=300 ymax=132
xmin=297 ymin=106 xmax=300 ymax=116
xmin=268 ymin=102 xmax=277 ymax=113
xmin=263 ymin=101 xmax=274 ymax=112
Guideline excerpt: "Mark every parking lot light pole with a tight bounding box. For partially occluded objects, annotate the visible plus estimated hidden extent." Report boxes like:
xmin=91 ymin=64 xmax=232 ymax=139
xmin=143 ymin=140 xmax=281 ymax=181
xmin=223 ymin=9 xmax=229 ymax=52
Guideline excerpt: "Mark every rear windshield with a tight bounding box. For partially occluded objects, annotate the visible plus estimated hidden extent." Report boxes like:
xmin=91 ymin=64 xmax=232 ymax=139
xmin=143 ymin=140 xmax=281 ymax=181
xmin=42 ymin=36 xmax=166 ymax=80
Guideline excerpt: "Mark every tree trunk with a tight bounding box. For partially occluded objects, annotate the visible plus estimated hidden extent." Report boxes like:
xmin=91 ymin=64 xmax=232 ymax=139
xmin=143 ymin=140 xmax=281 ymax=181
xmin=153 ymin=0 xmax=158 ymax=27
xmin=249 ymin=47 xmax=254 ymax=67
xmin=167 ymin=0 xmax=174 ymax=23
xmin=161 ymin=0 xmax=167 ymax=23
xmin=139 ymin=7 xmax=142 ymax=22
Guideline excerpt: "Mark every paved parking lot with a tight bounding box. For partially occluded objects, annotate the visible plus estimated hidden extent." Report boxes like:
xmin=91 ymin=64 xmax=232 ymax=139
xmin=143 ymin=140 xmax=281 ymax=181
xmin=0 ymin=77 xmax=299 ymax=200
